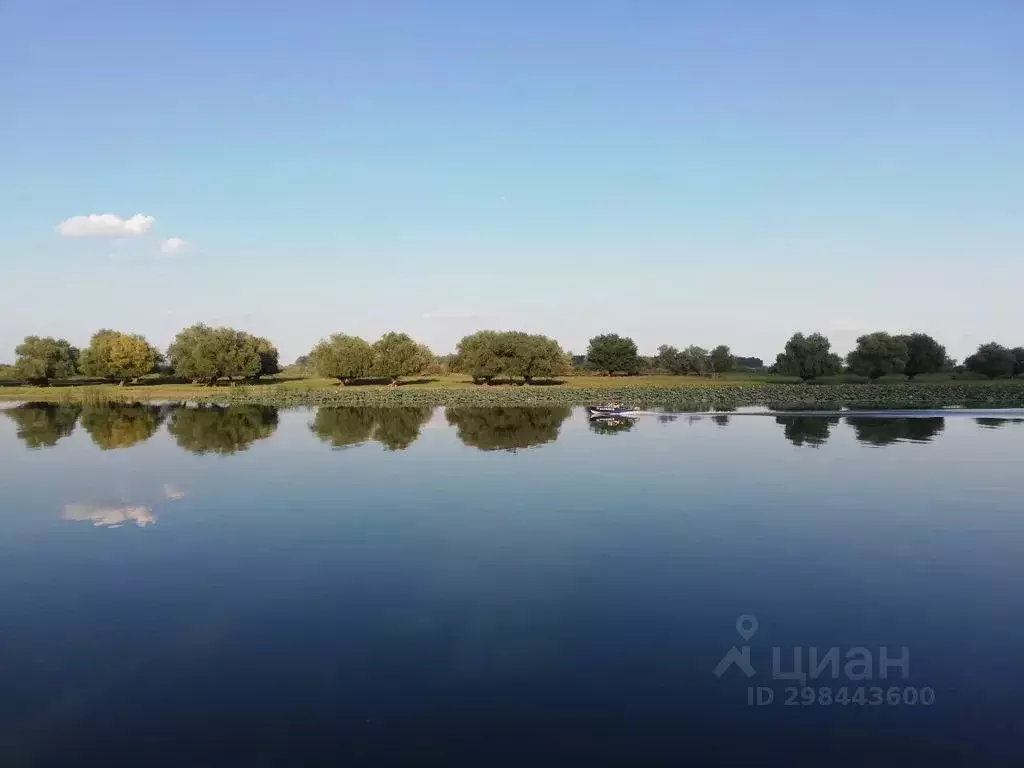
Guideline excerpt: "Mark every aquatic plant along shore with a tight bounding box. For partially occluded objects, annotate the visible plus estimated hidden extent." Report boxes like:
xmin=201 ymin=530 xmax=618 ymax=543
xmin=5 ymin=381 xmax=1024 ymax=411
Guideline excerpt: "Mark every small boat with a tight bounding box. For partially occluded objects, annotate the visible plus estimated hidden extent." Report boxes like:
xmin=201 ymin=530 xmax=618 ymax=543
xmin=586 ymin=403 xmax=637 ymax=417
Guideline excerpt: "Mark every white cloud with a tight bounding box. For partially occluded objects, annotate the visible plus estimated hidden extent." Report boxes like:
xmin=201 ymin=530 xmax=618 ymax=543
xmin=57 ymin=213 xmax=156 ymax=238
xmin=161 ymin=237 xmax=188 ymax=255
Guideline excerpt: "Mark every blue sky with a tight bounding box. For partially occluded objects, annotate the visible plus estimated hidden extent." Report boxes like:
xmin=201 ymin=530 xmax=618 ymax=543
xmin=2 ymin=0 xmax=1021 ymax=362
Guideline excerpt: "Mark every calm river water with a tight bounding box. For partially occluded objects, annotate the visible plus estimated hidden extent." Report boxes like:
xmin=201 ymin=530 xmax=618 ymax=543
xmin=1 ymin=404 xmax=1022 ymax=766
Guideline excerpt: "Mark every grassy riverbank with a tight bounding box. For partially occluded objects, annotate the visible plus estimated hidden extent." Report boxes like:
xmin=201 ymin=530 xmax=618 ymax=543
xmin=3 ymin=373 xmax=1024 ymax=411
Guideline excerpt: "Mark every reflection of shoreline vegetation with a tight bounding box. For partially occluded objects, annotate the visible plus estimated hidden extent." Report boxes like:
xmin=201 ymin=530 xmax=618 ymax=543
xmin=777 ymin=416 xmax=840 ymax=447
xmin=974 ymin=418 xmax=1023 ymax=429
xmin=167 ymin=404 xmax=279 ymax=455
xmin=3 ymin=403 xmax=81 ymax=448
xmin=846 ymin=417 xmax=945 ymax=446
xmin=309 ymin=407 xmax=432 ymax=451
xmin=81 ymin=404 xmax=164 ymax=450
xmin=445 ymin=407 xmax=571 ymax=452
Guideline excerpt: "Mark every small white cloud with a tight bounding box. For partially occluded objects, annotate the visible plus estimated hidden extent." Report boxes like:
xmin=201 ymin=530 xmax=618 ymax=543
xmin=161 ymin=237 xmax=188 ymax=255
xmin=58 ymin=213 xmax=156 ymax=238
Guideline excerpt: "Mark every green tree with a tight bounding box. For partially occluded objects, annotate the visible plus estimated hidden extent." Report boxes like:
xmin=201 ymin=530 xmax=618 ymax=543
xmin=709 ymin=345 xmax=734 ymax=375
xmin=167 ymin=404 xmax=278 ymax=454
xmin=776 ymin=416 xmax=838 ymax=447
xmin=81 ymin=404 xmax=164 ymax=450
xmin=846 ymin=332 xmax=909 ymax=381
xmin=445 ymin=406 xmax=571 ymax=451
xmin=894 ymin=333 xmax=946 ymax=380
xmin=13 ymin=336 xmax=78 ymax=385
xmin=655 ymin=345 xmax=685 ymax=374
xmin=775 ymin=332 xmax=843 ymax=381
xmin=3 ymin=403 xmax=82 ymax=448
xmin=245 ymin=334 xmax=280 ymax=380
xmin=78 ymin=330 xmax=160 ymax=384
xmin=847 ymin=417 xmax=944 ymax=446
xmin=679 ymin=345 xmax=710 ymax=375
xmin=586 ymin=334 xmax=639 ymax=376
xmin=167 ymin=325 xmax=261 ymax=385
xmin=503 ymin=333 xmax=569 ymax=384
xmin=964 ymin=342 xmax=1016 ymax=379
xmin=454 ymin=330 xmax=506 ymax=384
xmin=310 ymin=334 xmax=374 ymax=384
xmin=372 ymin=332 xmax=431 ymax=384
xmin=1012 ymin=347 xmax=1024 ymax=377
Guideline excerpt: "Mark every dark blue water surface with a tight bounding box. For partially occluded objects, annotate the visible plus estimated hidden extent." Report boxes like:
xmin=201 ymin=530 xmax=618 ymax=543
xmin=1 ymin=404 xmax=1023 ymax=767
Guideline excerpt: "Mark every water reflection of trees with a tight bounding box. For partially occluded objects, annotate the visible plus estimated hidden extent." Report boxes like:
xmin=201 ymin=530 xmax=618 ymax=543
xmin=776 ymin=416 xmax=839 ymax=447
xmin=3 ymin=403 xmax=81 ymax=449
xmin=445 ymin=407 xmax=571 ymax=452
xmin=588 ymin=416 xmax=636 ymax=436
xmin=81 ymin=404 xmax=165 ymax=450
xmin=846 ymin=417 xmax=945 ymax=446
xmin=310 ymin=407 xmax=432 ymax=452
xmin=167 ymin=404 xmax=279 ymax=455
xmin=974 ymin=418 xmax=1023 ymax=430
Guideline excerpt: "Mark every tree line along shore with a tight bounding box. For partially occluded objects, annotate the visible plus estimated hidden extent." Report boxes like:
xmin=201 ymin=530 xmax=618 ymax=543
xmin=2 ymin=325 xmax=1023 ymax=389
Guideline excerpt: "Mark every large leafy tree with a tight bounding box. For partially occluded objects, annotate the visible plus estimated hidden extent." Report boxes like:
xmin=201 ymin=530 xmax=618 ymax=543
xmin=79 ymin=330 xmax=160 ymax=384
xmin=454 ymin=331 xmax=506 ymax=383
xmin=586 ymin=334 xmax=639 ymax=376
xmin=846 ymin=332 xmax=909 ymax=381
xmin=709 ymin=345 xmax=734 ymax=375
xmin=81 ymin=404 xmax=165 ymax=450
xmin=655 ymin=345 xmax=685 ymax=374
xmin=245 ymin=334 xmax=280 ymax=380
xmin=964 ymin=342 xmax=1016 ymax=379
xmin=503 ymin=332 xmax=568 ymax=384
xmin=3 ymin=403 xmax=81 ymax=449
xmin=775 ymin=332 xmax=843 ymax=381
xmin=445 ymin=406 xmax=571 ymax=451
xmin=679 ymin=345 xmax=710 ymax=375
xmin=167 ymin=324 xmax=262 ymax=385
xmin=894 ymin=333 xmax=946 ymax=380
xmin=454 ymin=331 xmax=568 ymax=384
xmin=1012 ymin=347 xmax=1024 ymax=377
xmin=310 ymin=334 xmax=374 ymax=384
xmin=167 ymin=404 xmax=278 ymax=454
xmin=13 ymin=336 xmax=78 ymax=385
xmin=372 ymin=332 xmax=432 ymax=384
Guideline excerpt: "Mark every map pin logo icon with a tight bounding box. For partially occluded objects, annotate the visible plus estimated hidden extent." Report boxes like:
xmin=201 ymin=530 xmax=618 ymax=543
xmin=736 ymin=615 xmax=758 ymax=642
